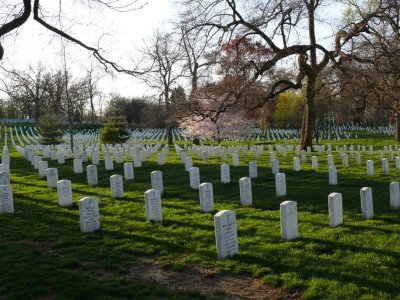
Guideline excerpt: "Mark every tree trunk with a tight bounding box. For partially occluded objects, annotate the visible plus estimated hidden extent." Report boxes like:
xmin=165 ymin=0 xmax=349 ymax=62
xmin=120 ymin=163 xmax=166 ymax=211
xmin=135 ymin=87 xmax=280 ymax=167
xmin=395 ymin=113 xmax=400 ymax=142
xmin=167 ymin=126 xmax=173 ymax=145
xmin=300 ymin=76 xmax=316 ymax=150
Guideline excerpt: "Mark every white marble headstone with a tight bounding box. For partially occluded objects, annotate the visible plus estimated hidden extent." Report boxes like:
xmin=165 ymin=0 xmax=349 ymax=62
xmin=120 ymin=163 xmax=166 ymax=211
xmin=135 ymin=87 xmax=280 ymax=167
xmin=144 ymin=189 xmax=162 ymax=222
xmin=390 ymin=181 xmax=400 ymax=209
xmin=189 ymin=167 xmax=200 ymax=189
xmin=214 ymin=210 xmax=239 ymax=260
xmin=199 ymin=182 xmax=214 ymax=212
xmin=57 ymin=180 xmax=73 ymax=207
xmin=360 ymin=187 xmax=373 ymax=219
xmin=46 ymin=168 xmax=58 ymax=188
xmin=239 ymin=177 xmax=252 ymax=206
xmin=124 ymin=162 xmax=134 ymax=180
xmin=151 ymin=171 xmax=163 ymax=194
xmin=73 ymin=158 xmax=83 ymax=174
xmin=280 ymin=201 xmax=298 ymax=241
xmin=0 ymin=185 xmax=13 ymax=213
xmin=275 ymin=173 xmax=287 ymax=197
xmin=328 ymin=192 xmax=343 ymax=227
xmin=110 ymin=174 xmax=124 ymax=198
xmin=329 ymin=166 xmax=337 ymax=185
xmin=86 ymin=165 xmax=98 ymax=185
xmin=249 ymin=161 xmax=257 ymax=178
xmin=0 ymin=171 xmax=10 ymax=186
xmin=79 ymin=197 xmax=100 ymax=232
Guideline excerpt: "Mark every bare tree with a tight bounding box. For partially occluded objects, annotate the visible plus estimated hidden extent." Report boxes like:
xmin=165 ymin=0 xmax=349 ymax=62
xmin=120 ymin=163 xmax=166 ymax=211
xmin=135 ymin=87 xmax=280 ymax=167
xmin=0 ymin=0 xmax=147 ymax=76
xmin=180 ymin=0 xmax=396 ymax=149
xmin=140 ymin=30 xmax=185 ymax=144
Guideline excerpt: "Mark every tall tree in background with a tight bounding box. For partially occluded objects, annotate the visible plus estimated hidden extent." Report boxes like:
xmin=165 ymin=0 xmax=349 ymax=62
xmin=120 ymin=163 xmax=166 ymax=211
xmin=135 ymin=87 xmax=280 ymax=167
xmin=140 ymin=30 xmax=185 ymax=144
xmin=181 ymin=0 xmax=397 ymax=149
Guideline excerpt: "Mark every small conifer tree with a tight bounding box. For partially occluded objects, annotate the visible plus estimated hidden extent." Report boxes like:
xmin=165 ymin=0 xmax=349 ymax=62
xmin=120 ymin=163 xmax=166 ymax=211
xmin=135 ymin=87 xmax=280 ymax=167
xmin=100 ymin=116 xmax=129 ymax=144
xmin=38 ymin=111 xmax=64 ymax=145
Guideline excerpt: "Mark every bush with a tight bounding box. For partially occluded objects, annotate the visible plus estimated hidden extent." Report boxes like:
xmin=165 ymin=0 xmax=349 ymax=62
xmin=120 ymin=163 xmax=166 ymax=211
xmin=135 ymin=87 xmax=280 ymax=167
xmin=100 ymin=116 xmax=129 ymax=144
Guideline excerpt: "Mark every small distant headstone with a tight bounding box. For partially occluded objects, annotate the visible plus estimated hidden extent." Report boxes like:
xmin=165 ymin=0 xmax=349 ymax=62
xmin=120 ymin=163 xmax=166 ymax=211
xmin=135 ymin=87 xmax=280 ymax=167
xmin=214 ymin=210 xmax=239 ymax=260
xmin=311 ymin=156 xmax=318 ymax=170
xmin=33 ymin=156 xmax=41 ymax=169
xmin=38 ymin=160 xmax=48 ymax=178
xmin=382 ymin=158 xmax=389 ymax=173
xmin=355 ymin=152 xmax=361 ymax=165
xmin=232 ymin=153 xmax=240 ymax=167
xmin=301 ymin=150 xmax=307 ymax=162
xmin=329 ymin=166 xmax=337 ymax=185
xmin=104 ymin=155 xmax=114 ymax=171
xmin=220 ymin=164 xmax=230 ymax=183
xmin=239 ymin=177 xmax=252 ymax=206
xmin=0 ymin=185 xmax=13 ymax=213
xmin=271 ymin=159 xmax=279 ymax=174
xmin=57 ymin=180 xmax=73 ymax=207
xmin=396 ymin=157 xmax=400 ymax=170
xmin=199 ymin=182 xmax=214 ymax=212
xmin=275 ymin=173 xmax=286 ymax=197
xmin=92 ymin=152 xmax=100 ymax=165
xmin=73 ymin=158 xmax=83 ymax=174
xmin=86 ymin=165 xmax=98 ymax=185
xmin=116 ymin=151 xmax=123 ymax=163
xmin=123 ymin=162 xmax=134 ymax=180
xmin=185 ymin=157 xmax=193 ymax=172
xmin=134 ymin=154 xmax=142 ymax=167
xmin=293 ymin=157 xmax=300 ymax=171
xmin=79 ymin=197 xmax=100 ymax=232
xmin=57 ymin=153 xmax=65 ymax=164
xmin=249 ymin=161 xmax=257 ymax=178
xmin=328 ymin=192 xmax=343 ymax=227
xmin=280 ymin=201 xmax=298 ymax=241
xmin=389 ymin=182 xmax=400 ymax=209
xmin=144 ymin=189 xmax=162 ymax=222
xmin=342 ymin=154 xmax=348 ymax=166
xmin=151 ymin=171 xmax=163 ymax=194
xmin=327 ymin=154 xmax=334 ymax=167
xmin=46 ymin=168 xmax=58 ymax=188
xmin=110 ymin=174 xmax=124 ymax=198
xmin=189 ymin=167 xmax=200 ymax=189
xmin=366 ymin=160 xmax=374 ymax=176
xmin=157 ymin=153 xmax=165 ymax=165
xmin=360 ymin=187 xmax=373 ymax=219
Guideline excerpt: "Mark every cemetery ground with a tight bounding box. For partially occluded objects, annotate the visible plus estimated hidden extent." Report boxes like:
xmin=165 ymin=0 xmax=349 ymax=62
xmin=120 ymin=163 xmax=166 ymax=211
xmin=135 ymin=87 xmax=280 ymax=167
xmin=1 ymin=131 xmax=400 ymax=299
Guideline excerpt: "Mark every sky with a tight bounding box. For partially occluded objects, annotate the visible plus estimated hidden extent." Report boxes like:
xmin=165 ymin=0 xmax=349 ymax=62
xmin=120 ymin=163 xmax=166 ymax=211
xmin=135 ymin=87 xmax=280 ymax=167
xmin=1 ymin=0 xmax=176 ymax=100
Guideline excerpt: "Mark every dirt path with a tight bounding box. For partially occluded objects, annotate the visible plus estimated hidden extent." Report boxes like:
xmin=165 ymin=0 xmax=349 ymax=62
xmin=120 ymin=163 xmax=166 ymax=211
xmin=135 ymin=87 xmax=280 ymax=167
xmin=129 ymin=257 xmax=301 ymax=299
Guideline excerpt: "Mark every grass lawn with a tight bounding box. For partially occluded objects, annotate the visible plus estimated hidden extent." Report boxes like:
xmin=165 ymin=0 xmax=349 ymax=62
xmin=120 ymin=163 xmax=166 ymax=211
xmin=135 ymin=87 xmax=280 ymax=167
xmin=0 ymin=128 xmax=399 ymax=299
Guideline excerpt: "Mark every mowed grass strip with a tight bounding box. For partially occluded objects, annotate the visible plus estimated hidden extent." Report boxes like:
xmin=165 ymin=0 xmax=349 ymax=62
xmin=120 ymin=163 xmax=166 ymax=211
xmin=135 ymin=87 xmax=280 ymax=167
xmin=0 ymin=128 xmax=399 ymax=299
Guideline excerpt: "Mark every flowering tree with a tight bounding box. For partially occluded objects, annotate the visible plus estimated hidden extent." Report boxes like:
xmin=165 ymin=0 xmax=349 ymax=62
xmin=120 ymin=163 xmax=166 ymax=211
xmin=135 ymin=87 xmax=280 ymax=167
xmin=180 ymin=108 xmax=254 ymax=141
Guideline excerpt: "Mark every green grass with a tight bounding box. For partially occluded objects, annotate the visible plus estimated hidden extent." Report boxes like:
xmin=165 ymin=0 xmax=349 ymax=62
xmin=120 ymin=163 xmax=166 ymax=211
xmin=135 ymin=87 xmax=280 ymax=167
xmin=1 ymin=129 xmax=400 ymax=299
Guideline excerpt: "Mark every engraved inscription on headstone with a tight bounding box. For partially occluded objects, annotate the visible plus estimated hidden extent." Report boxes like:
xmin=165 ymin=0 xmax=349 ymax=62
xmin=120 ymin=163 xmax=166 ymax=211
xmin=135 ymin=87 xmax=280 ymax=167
xmin=79 ymin=197 xmax=100 ymax=232
xmin=214 ymin=210 xmax=239 ymax=260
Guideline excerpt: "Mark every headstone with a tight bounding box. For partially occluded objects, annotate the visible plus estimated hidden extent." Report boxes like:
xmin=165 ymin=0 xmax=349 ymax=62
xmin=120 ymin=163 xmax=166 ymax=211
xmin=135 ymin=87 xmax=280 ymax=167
xmin=0 ymin=185 xmax=13 ymax=213
xmin=355 ymin=152 xmax=361 ymax=165
xmin=239 ymin=177 xmax=252 ymax=206
xmin=151 ymin=171 xmax=164 ymax=194
xmin=144 ymin=189 xmax=162 ymax=222
xmin=271 ymin=159 xmax=279 ymax=174
xmin=157 ymin=153 xmax=165 ymax=165
xmin=327 ymin=154 xmax=334 ymax=167
xmin=73 ymin=158 xmax=83 ymax=174
xmin=134 ymin=154 xmax=142 ymax=167
xmin=367 ymin=160 xmax=374 ymax=176
xmin=214 ymin=210 xmax=239 ymax=260
xmin=311 ymin=156 xmax=318 ymax=170
xmin=79 ymin=197 xmax=100 ymax=232
xmin=123 ymin=162 xmax=134 ymax=180
xmin=57 ymin=153 xmax=65 ymax=164
xmin=249 ymin=161 xmax=257 ymax=178
xmin=275 ymin=173 xmax=286 ymax=197
xmin=301 ymin=150 xmax=307 ymax=162
xmin=232 ymin=153 xmax=239 ymax=167
xmin=185 ymin=157 xmax=193 ymax=172
xmin=389 ymin=182 xmax=400 ymax=209
xmin=33 ymin=156 xmax=41 ymax=169
xmin=57 ymin=180 xmax=73 ymax=207
xmin=220 ymin=164 xmax=230 ymax=183
xmin=382 ymin=158 xmax=389 ymax=173
xmin=329 ymin=166 xmax=337 ymax=185
xmin=104 ymin=155 xmax=114 ymax=171
xmin=92 ymin=152 xmax=100 ymax=165
xmin=189 ymin=167 xmax=200 ymax=189
xmin=46 ymin=168 xmax=58 ymax=188
xmin=110 ymin=174 xmax=124 ymax=198
xmin=293 ymin=157 xmax=301 ymax=171
xmin=397 ymin=157 xmax=400 ymax=170
xmin=328 ymin=192 xmax=343 ymax=227
xmin=199 ymin=182 xmax=214 ymax=212
xmin=342 ymin=154 xmax=348 ymax=166
xmin=360 ymin=187 xmax=373 ymax=219
xmin=86 ymin=165 xmax=98 ymax=185
xmin=280 ymin=201 xmax=298 ymax=241
xmin=0 ymin=171 xmax=10 ymax=186
xmin=38 ymin=160 xmax=48 ymax=178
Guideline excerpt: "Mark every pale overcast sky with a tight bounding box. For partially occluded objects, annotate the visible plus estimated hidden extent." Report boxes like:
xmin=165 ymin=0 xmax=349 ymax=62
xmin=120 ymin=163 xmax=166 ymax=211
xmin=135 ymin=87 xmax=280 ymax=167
xmin=1 ymin=0 xmax=175 ymax=100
